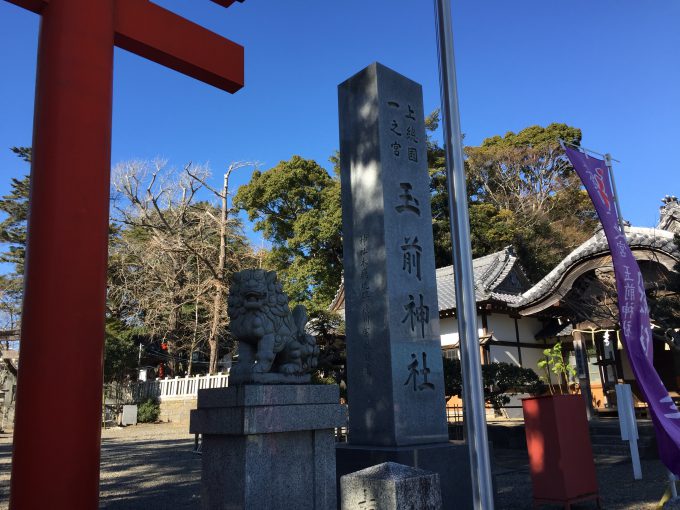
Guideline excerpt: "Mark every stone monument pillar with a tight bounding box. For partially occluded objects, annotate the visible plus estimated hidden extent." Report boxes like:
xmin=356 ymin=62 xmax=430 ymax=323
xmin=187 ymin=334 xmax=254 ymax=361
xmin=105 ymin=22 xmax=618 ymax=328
xmin=336 ymin=62 xmax=473 ymax=510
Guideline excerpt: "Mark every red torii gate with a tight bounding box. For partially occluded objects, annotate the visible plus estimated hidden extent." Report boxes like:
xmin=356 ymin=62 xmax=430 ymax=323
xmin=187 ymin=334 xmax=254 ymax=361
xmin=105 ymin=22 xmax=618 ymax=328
xmin=3 ymin=1 xmax=245 ymax=508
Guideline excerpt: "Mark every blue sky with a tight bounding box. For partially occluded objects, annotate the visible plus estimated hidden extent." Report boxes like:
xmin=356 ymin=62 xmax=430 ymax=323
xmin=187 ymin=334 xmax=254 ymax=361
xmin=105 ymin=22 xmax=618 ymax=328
xmin=1 ymin=0 xmax=679 ymax=252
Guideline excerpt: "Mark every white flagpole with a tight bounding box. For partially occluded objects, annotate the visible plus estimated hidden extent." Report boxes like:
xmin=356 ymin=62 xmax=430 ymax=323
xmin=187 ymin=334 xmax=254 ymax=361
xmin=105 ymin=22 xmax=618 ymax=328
xmin=433 ymin=1 xmax=494 ymax=508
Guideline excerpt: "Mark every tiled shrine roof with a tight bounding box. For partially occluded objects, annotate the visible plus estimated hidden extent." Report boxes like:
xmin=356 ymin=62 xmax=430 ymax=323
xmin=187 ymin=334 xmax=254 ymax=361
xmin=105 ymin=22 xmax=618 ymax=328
xmin=436 ymin=246 xmax=530 ymax=313
xmin=329 ymin=246 xmax=530 ymax=316
xmin=514 ymin=226 xmax=679 ymax=314
xmin=329 ymin=199 xmax=680 ymax=318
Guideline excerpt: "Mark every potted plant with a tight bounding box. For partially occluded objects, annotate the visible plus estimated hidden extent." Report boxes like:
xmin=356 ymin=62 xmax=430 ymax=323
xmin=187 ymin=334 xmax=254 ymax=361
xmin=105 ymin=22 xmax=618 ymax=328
xmin=537 ymin=342 xmax=576 ymax=395
xmin=522 ymin=342 xmax=600 ymax=508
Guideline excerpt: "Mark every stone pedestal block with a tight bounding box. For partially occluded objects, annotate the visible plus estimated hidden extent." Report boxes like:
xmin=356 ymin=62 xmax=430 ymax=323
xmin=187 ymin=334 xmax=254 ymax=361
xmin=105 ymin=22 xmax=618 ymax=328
xmin=340 ymin=462 xmax=442 ymax=510
xmin=121 ymin=404 xmax=137 ymax=426
xmin=336 ymin=441 xmax=475 ymax=510
xmin=190 ymin=384 xmax=347 ymax=510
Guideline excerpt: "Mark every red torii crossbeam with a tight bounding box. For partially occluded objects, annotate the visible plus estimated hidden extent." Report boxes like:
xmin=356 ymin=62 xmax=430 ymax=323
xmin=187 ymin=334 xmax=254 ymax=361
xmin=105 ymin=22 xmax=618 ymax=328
xmin=4 ymin=1 xmax=244 ymax=508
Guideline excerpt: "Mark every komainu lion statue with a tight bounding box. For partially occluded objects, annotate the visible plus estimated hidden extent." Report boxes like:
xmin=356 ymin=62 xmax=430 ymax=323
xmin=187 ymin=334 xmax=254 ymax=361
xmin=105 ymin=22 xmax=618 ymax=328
xmin=228 ymin=269 xmax=319 ymax=382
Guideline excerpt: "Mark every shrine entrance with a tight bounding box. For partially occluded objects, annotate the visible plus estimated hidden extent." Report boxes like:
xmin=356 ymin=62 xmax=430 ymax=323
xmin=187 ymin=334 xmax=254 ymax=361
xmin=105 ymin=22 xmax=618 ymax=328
xmin=3 ymin=1 xmax=245 ymax=508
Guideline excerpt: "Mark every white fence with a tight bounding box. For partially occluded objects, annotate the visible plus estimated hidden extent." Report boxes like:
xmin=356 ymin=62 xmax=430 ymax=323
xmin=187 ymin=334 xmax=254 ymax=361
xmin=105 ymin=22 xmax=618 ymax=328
xmin=131 ymin=372 xmax=229 ymax=402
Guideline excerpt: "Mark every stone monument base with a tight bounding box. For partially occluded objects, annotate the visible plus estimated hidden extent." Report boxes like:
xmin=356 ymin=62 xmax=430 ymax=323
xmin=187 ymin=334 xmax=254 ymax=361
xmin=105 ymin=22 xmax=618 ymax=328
xmin=191 ymin=384 xmax=347 ymax=510
xmin=340 ymin=462 xmax=442 ymax=510
xmin=336 ymin=441 xmax=477 ymax=510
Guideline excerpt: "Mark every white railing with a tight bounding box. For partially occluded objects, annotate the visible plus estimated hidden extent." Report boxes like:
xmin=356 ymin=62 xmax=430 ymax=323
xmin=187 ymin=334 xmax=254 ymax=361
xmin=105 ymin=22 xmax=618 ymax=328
xmin=132 ymin=372 xmax=229 ymax=402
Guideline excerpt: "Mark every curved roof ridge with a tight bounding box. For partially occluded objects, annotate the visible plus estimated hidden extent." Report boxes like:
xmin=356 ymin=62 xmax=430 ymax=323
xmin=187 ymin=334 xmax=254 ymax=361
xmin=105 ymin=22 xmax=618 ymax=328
xmin=515 ymin=226 xmax=679 ymax=309
xmin=480 ymin=246 xmax=517 ymax=291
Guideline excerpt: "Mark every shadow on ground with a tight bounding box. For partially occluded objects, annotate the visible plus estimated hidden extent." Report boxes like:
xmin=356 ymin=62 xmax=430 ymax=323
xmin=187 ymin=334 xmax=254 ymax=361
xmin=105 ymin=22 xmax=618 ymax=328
xmin=0 ymin=426 xmax=673 ymax=509
xmin=99 ymin=437 xmax=200 ymax=510
xmin=493 ymin=448 xmax=670 ymax=510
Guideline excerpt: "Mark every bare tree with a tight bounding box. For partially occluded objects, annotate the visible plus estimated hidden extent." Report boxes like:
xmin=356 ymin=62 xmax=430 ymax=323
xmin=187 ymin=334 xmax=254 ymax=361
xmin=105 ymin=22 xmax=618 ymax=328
xmin=187 ymin=161 xmax=256 ymax=373
xmin=109 ymin=160 xmax=257 ymax=374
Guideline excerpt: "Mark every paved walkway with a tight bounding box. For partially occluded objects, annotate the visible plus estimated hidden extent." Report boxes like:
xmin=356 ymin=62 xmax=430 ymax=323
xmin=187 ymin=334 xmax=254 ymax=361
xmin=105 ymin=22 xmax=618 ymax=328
xmin=0 ymin=423 xmax=675 ymax=509
xmin=494 ymin=448 xmax=672 ymax=509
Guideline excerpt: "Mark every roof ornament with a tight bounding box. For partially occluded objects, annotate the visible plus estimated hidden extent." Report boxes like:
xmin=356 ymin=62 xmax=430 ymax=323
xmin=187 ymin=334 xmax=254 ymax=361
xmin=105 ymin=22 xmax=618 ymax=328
xmin=658 ymin=196 xmax=680 ymax=233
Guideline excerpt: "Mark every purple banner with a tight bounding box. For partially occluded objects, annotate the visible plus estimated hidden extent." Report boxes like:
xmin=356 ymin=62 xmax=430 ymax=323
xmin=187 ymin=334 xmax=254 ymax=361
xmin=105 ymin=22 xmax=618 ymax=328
xmin=564 ymin=145 xmax=680 ymax=475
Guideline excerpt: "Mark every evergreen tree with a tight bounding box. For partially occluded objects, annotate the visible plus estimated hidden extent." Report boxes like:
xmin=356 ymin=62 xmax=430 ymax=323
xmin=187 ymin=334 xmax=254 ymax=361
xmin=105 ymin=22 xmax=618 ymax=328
xmin=233 ymin=155 xmax=342 ymax=311
xmin=0 ymin=147 xmax=30 ymax=276
xmin=0 ymin=147 xmax=31 ymax=333
xmin=430 ymin=122 xmax=598 ymax=280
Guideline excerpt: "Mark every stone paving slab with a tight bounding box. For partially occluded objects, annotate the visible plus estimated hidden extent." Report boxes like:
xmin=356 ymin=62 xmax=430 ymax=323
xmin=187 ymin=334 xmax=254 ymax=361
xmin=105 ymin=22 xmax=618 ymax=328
xmin=0 ymin=423 xmax=676 ymax=509
xmin=494 ymin=448 xmax=673 ymax=509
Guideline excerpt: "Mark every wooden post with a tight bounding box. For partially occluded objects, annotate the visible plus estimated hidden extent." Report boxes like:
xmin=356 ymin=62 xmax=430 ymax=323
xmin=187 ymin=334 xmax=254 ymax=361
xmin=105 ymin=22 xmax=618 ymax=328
xmin=573 ymin=330 xmax=595 ymax=421
xmin=10 ymin=1 xmax=115 ymax=507
xmin=4 ymin=0 xmax=245 ymax=506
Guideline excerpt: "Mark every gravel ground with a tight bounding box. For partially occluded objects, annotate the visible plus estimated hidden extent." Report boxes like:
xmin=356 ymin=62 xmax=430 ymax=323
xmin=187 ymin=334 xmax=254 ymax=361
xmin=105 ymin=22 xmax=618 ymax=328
xmin=0 ymin=423 xmax=675 ymax=509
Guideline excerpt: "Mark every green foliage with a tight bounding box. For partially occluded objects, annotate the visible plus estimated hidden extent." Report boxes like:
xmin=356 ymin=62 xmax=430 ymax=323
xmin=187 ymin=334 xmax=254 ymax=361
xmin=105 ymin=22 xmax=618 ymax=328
xmin=465 ymin=123 xmax=597 ymax=281
xmin=0 ymin=147 xmax=31 ymax=332
xmin=537 ymin=342 xmax=576 ymax=394
xmin=234 ymin=120 xmax=595 ymax=310
xmin=104 ymin=319 xmax=143 ymax=383
xmin=442 ymin=357 xmax=462 ymax=400
xmin=9 ymin=147 xmax=31 ymax=163
xmin=137 ymin=399 xmax=160 ymax=423
xmin=233 ymin=156 xmax=342 ymax=311
xmin=429 ymin=122 xmax=598 ymax=279
xmin=309 ymin=309 xmax=346 ymax=393
xmin=0 ymin=147 xmax=30 ymax=276
xmin=483 ymin=361 xmax=545 ymax=409
xmin=311 ymin=373 xmax=338 ymax=385
xmin=443 ymin=358 xmax=544 ymax=409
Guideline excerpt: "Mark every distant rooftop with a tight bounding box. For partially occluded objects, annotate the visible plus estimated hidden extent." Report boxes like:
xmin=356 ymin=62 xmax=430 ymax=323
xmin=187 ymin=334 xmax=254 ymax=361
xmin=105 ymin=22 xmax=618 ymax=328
xmin=435 ymin=246 xmax=530 ymax=313
xmin=329 ymin=246 xmax=531 ymax=316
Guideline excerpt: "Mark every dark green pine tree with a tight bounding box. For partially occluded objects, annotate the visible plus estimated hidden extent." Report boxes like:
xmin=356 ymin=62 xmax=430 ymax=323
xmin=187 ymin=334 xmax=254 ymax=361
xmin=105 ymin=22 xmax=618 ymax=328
xmin=0 ymin=147 xmax=30 ymax=277
xmin=0 ymin=145 xmax=30 ymax=320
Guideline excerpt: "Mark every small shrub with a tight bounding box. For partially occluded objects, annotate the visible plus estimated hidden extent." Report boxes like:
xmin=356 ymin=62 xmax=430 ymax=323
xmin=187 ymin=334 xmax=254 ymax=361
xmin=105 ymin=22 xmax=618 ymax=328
xmin=443 ymin=357 xmax=544 ymax=409
xmin=137 ymin=399 xmax=160 ymax=423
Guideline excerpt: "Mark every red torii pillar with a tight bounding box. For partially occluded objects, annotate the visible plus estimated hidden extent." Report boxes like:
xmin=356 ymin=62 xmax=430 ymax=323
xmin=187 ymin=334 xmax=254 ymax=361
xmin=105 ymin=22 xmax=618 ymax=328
xmin=4 ymin=1 xmax=244 ymax=508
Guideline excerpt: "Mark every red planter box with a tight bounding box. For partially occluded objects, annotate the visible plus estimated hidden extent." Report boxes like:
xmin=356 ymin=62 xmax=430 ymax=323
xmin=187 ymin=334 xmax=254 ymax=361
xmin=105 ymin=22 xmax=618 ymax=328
xmin=522 ymin=395 xmax=600 ymax=508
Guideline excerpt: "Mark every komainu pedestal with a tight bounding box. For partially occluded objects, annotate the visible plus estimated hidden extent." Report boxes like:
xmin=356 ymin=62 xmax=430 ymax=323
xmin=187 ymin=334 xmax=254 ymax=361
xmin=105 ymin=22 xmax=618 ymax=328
xmin=190 ymin=384 xmax=347 ymax=510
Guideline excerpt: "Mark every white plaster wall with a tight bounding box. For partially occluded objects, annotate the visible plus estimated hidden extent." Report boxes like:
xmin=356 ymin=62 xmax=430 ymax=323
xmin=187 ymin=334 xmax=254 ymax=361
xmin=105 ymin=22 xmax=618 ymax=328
xmin=440 ymin=313 xmax=545 ymax=373
xmin=486 ymin=314 xmax=516 ymax=342
xmin=487 ymin=314 xmax=543 ymax=344
xmin=521 ymin=346 xmax=545 ymax=374
xmin=439 ymin=315 xmax=483 ymax=347
xmin=488 ymin=344 xmax=544 ymax=372
xmin=516 ymin=315 xmax=544 ymax=340
xmin=489 ymin=345 xmax=521 ymax=366
xmin=439 ymin=317 xmax=459 ymax=347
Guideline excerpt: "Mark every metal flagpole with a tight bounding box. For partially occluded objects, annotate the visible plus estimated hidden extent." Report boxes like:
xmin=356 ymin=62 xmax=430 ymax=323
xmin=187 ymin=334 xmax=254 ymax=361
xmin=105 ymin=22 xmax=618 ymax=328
xmin=559 ymin=140 xmax=625 ymax=234
xmin=604 ymin=153 xmax=627 ymax=235
xmin=560 ymin=138 xmax=620 ymax=162
xmin=433 ymin=1 xmax=494 ymax=508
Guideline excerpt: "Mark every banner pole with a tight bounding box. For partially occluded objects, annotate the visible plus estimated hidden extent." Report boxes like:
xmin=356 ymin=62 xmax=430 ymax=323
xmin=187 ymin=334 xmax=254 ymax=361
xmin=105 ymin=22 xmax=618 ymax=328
xmin=433 ymin=1 xmax=494 ymax=508
xmin=604 ymin=153 xmax=626 ymax=235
